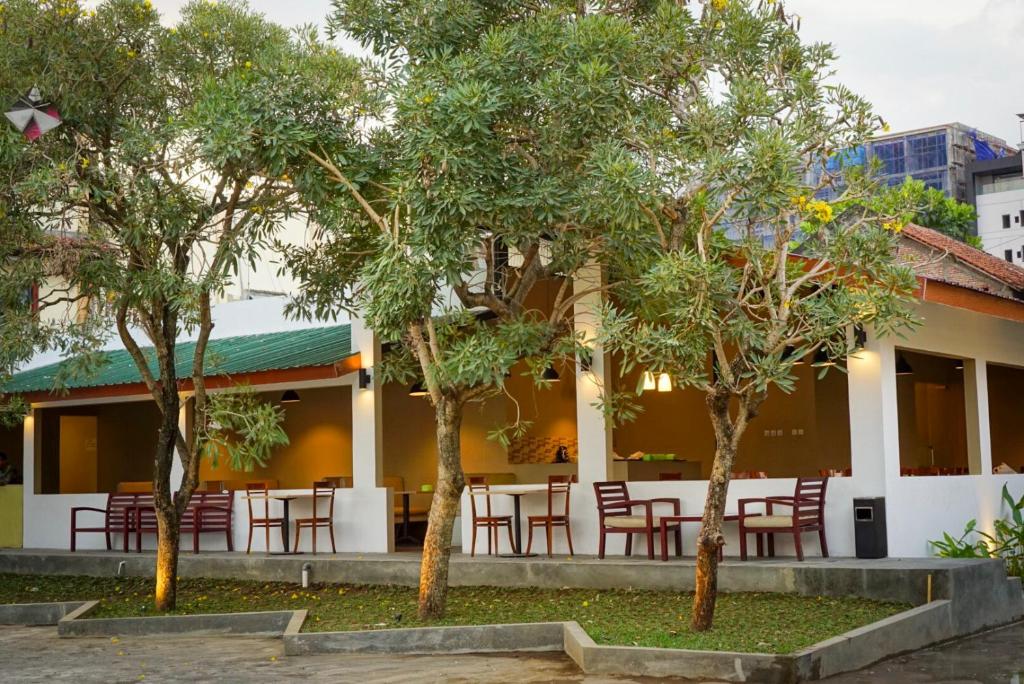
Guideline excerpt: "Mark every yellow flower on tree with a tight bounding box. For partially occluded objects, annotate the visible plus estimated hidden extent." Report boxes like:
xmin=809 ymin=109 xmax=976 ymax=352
xmin=711 ymin=0 xmax=728 ymax=10
xmin=807 ymin=200 xmax=833 ymax=223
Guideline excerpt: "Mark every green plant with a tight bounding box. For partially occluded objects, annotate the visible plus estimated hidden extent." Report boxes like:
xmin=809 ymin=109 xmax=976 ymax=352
xmin=932 ymin=486 xmax=1024 ymax=579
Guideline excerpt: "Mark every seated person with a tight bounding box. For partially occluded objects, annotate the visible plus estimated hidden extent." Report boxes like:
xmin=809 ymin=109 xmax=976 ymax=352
xmin=0 ymin=452 xmax=19 ymax=485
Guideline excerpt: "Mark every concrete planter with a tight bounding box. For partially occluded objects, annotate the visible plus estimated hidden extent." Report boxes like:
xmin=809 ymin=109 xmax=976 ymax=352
xmin=282 ymin=599 xmax=973 ymax=683
xmin=57 ymin=601 xmax=305 ymax=638
xmin=0 ymin=601 xmax=89 ymax=626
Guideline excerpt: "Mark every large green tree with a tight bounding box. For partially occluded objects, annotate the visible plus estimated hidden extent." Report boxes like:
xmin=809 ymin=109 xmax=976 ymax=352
xmin=0 ymin=0 xmax=366 ymax=610
xmin=594 ymin=0 xmax=917 ymax=630
xmin=290 ymin=0 xmax=683 ymax=619
xmin=880 ymin=177 xmax=980 ymax=246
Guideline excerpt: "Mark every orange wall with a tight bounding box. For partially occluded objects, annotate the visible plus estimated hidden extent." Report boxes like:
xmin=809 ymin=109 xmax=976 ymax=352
xmin=201 ymin=386 xmax=353 ymax=489
xmin=613 ymin=363 xmax=852 ymax=478
xmin=987 ymin=363 xmax=1024 ymax=471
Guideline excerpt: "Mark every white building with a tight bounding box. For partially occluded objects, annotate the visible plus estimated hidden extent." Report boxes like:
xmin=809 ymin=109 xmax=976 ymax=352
xmin=3 ymin=226 xmax=1024 ymax=561
xmin=971 ymin=152 xmax=1024 ymax=265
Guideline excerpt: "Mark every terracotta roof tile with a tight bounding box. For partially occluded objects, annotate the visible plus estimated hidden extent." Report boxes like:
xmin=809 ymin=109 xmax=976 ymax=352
xmin=901 ymin=223 xmax=1024 ymax=293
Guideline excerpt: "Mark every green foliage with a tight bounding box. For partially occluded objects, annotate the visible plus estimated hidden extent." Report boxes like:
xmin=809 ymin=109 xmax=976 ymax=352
xmin=932 ymin=485 xmax=1024 ymax=579
xmin=879 ymin=177 xmax=980 ymax=247
xmin=200 ymin=387 xmax=290 ymax=471
xmin=0 ymin=0 xmax=367 ymax=475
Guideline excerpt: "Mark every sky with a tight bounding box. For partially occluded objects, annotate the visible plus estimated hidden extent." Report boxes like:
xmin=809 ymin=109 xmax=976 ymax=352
xmin=148 ymin=0 xmax=1024 ymax=147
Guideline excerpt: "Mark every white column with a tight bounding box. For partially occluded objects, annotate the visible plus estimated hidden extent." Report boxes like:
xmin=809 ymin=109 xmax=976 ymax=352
xmin=574 ymin=261 xmax=613 ymax=484
xmin=349 ymin=313 xmax=392 ymax=553
xmin=172 ymin=399 xmax=187 ymax=486
xmin=22 ymin=410 xmax=36 ymax=495
xmin=964 ymin=358 xmax=993 ymax=475
xmin=351 ymin=315 xmax=384 ymax=489
xmin=846 ymin=333 xmax=900 ymax=491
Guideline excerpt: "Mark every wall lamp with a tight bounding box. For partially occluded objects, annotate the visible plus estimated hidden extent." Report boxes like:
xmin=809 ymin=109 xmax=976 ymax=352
xmin=541 ymin=366 xmax=561 ymax=382
xmin=358 ymin=367 xmax=372 ymax=389
xmin=280 ymin=389 xmax=301 ymax=404
xmin=409 ymin=381 xmax=429 ymax=397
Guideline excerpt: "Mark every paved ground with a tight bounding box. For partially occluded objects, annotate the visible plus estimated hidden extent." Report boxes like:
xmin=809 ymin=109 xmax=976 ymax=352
xmin=0 ymin=626 xmax=646 ymax=683
xmin=3 ymin=622 xmax=1023 ymax=682
xmin=826 ymin=621 xmax=1024 ymax=683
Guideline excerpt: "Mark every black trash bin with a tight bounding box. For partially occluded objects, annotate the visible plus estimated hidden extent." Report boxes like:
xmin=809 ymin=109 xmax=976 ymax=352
xmin=853 ymin=497 xmax=887 ymax=559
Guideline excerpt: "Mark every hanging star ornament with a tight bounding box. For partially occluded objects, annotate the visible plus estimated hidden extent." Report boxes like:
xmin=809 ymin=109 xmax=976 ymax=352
xmin=5 ymin=87 xmax=62 ymax=141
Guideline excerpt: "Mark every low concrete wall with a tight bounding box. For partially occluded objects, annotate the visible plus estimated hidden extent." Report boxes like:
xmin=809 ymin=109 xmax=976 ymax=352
xmin=58 ymin=602 xmax=303 ymax=638
xmin=285 ymin=621 xmax=565 ymax=656
xmin=0 ymin=600 xmax=88 ymax=626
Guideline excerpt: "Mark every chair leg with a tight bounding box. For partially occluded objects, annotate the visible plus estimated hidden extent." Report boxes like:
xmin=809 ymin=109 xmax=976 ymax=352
xmin=505 ymin=523 xmax=515 ymax=555
xmin=471 ymin=524 xmax=478 ymax=557
xmin=246 ymin=525 xmax=253 ymax=554
xmin=293 ymin=524 xmax=301 ymax=554
xmin=660 ymin=526 xmax=669 ymax=562
xmin=545 ymin=523 xmax=553 ymax=558
xmin=646 ymin=527 xmax=654 ymax=560
xmin=625 ymin=533 xmax=633 ymax=557
xmin=226 ymin=529 xmax=234 ymax=553
xmin=756 ymin=533 xmax=764 ymax=557
xmin=674 ymin=527 xmax=682 ymax=557
xmin=794 ymin=531 xmax=804 ymax=562
xmin=767 ymin=534 xmax=775 ymax=558
xmin=739 ymin=527 xmax=748 ymax=561
xmin=526 ymin=523 xmax=535 ymax=556
xmin=597 ymin=530 xmax=605 ymax=559
xmin=329 ymin=523 xmax=337 ymax=553
xmin=312 ymin=523 xmax=317 ymax=555
xmin=487 ymin=525 xmax=493 ymax=556
xmin=265 ymin=524 xmax=270 ymax=554
xmin=565 ymin=523 xmax=575 ymax=557
xmin=818 ymin=528 xmax=829 ymax=558
xmin=193 ymin=529 xmax=199 ymax=554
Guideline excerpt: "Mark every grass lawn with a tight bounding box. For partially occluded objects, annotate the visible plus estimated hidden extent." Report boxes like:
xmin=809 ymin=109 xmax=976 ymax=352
xmin=0 ymin=574 xmax=908 ymax=653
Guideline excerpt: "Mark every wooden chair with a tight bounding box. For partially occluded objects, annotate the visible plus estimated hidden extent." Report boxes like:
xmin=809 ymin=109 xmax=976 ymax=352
xmin=245 ymin=482 xmax=284 ymax=554
xmin=526 ymin=475 xmax=574 ymax=557
xmin=468 ymin=478 xmax=514 ymax=556
xmin=737 ymin=477 xmax=829 ymax=561
xmin=294 ymin=481 xmax=336 ymax=554
xmin=593 ymin=481 xmax=681 ymax=560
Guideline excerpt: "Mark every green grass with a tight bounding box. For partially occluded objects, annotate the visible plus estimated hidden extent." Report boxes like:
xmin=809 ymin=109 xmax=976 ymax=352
xmin=0 ymin=574 xmax=908 ymax=653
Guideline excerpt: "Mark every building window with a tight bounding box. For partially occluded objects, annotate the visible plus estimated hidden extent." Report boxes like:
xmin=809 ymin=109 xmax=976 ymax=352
xmin=906 ymin=132 xmax=947 ymax=172
xmin=1005 ymin=250 xmax=1013 ymax=263
xmin=1004 ymin=214 xmax=1012 ymax=229
xmin=872 ymin=140 xmax=906 ymax=176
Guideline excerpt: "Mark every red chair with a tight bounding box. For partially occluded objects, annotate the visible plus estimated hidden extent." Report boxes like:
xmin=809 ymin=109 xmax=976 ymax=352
xmin=245 ymin=482 xmax=285 ymax=553
xmin=593 ymin=481 xmax=681 ymax=560
xmin=468 ymin=478 xmax=514 ymax=556
xmin=293 ymin=481 xmax=336 ymax=554
xmin=526 ymin=475 xmax=574 ymax=557
xmin=738 ymin=477 xmax=829 ymax=561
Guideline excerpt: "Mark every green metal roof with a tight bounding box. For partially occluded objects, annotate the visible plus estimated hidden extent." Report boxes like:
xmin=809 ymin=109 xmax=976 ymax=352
xmin=4 ymin=324 xmax=353 ymax=395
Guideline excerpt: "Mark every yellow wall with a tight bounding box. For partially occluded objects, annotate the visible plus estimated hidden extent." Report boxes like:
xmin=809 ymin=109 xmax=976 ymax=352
xmin=0 ymin=486 xmax=22 ymax=548
xmin=896 ymin=350 xmax=968 ymax=470
xmin=613 ymin=362 xmax=852 ymax=478
xmin=200 ymin=386 xmax=353 ymax=489
xmin=39 ymin=402 xmax=161 ymax=494
xmin=987 ymin=363 xmax=1024 ymax=471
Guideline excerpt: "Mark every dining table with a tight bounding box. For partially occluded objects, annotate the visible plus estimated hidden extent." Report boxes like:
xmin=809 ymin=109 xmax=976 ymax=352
xmin=474 ymin=484 xmax=549 ymax=558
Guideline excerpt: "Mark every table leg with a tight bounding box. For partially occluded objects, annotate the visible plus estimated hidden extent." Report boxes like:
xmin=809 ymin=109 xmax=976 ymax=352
xmin=397 ymin=493 xmax=418 ymax=545
xmin=281 ymin=499 xmax=291 ymax=553
xmin=511 ymin=495 xmax=523 ymax=554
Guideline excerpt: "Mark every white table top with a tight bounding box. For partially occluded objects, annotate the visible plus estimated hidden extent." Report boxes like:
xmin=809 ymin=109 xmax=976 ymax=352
xmin=243 ymin=492 xmax=329 ymax=501
xmin=471 ymin=485 xmax=550 ymax=497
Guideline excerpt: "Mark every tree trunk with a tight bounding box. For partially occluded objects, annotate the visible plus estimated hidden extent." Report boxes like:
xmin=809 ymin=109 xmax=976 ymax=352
xmin=153 ymin=383 xmax=182 ymax=612
xmin=417 ymin=398 xmax=465 ymax=620
xmin=692 ymin=439 xmax=736 ymax=632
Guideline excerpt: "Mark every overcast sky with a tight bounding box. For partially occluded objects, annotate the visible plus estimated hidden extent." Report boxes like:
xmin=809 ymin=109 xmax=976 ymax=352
xmin=148 ymin=0 xmax=1024 ymax=146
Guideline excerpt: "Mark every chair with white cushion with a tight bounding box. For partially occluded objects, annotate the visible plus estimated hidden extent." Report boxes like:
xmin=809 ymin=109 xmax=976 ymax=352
xmin=593 ymin=481 xmax=681 ymax=559
xmin=737 ymin=477 xmax=829 ymax=561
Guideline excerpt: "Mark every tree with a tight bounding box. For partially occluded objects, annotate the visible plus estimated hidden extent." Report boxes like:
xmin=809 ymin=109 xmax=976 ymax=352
xmin=0 ymin=0 xmax=366 ymax=610
xmin=881 ymin=177 xmax=980 ymax=247
xmin=591 ymin=0 xmax=918 ymax=631
xmin=289 ymin=0 xmax=673 ymax=619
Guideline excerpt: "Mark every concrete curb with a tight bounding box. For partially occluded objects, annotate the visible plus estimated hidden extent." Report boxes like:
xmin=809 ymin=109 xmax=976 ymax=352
xmin=0 ymin=601 xmax=90 ymax=626
xmin=58 ymin=603 xmax=303 ymax=638
xmin=285 ymin=621 xmax=565 ymax=656
xmin=281 ymin=600 xmax=986 ymax=683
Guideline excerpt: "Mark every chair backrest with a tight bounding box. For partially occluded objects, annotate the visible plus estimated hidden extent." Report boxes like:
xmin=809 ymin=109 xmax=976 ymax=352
xmin=468 ymin=479 xmax=491 ymax=519
xmin=106 ymin=493 xmax=139 ymax=521
xmin=546 ymin=475 xmax=571 ymax=517
xmin=748 ymin=471 xmax=767 ymax=479
xmin=593 ymin=481 xmax=631 ymax=519
xmin=793 ymin=477 xmax=828 ymax=526
xmin=323 ymin=476 xmax=352 ymax=488
xmin=311 ymin=481 xmax=335 ymax=520
xmin=731 ymin=471 xmax=749 ymax=480
xmin=658 ymin=472 xmax=683 ymax=481
xmin=188 ymin=491 xmax=233 ymax=528
xmin=245 ymin=482 xmax=270 ymax=521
